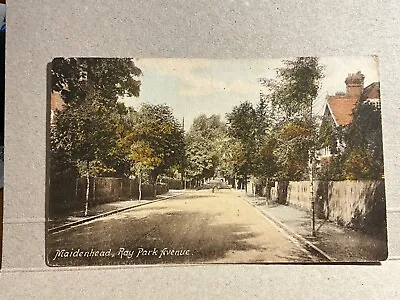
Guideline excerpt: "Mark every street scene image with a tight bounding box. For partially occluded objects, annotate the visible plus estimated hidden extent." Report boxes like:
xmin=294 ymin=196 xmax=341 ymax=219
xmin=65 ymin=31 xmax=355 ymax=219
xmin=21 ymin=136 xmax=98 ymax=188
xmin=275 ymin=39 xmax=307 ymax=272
xmin=47 ymin=57 xmax=387 ymax=266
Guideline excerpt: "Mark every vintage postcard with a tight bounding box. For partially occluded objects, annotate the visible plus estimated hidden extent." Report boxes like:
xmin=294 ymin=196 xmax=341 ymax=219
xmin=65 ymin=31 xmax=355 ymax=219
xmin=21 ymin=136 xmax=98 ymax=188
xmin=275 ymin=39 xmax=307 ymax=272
xmin=46 ymin=57 xmax=387 ymax=266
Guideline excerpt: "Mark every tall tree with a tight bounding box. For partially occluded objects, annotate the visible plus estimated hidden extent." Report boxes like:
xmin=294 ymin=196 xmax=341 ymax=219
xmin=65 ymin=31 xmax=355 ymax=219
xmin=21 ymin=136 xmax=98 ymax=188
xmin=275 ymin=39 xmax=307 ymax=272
xmin=258 ymin=57 xmax=324 ymax=181
xmin=185 ymin=134 xmax=215 ymax=185
xmin=51 ymin=91 xmax=125 ymax=215
xmin=226 ymin=102 xmax=257 ymax=186
xmin=50 ymin=58 xmax=143 ymax=214
xmin=126 ymin=104 xmax=185 ymax=191
xmin=260 ymin=57 xmax=324 ymax=123
xmin=184 ymin=114 xmax=228 ymax=185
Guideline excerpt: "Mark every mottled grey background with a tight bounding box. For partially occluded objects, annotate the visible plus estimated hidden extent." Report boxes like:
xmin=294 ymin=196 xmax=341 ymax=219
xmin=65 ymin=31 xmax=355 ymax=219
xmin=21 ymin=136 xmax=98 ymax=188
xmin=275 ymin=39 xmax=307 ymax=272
xmin=2 ymin=0 xmax=400 ymax=298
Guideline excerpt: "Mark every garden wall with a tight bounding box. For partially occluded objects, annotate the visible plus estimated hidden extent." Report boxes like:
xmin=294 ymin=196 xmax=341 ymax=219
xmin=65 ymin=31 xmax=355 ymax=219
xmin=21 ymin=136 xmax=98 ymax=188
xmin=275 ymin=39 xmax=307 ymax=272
xmin=268 ymin=180 xmax=386 ymax=235
xmin=49 ymin=176 xmax=169 ymax=214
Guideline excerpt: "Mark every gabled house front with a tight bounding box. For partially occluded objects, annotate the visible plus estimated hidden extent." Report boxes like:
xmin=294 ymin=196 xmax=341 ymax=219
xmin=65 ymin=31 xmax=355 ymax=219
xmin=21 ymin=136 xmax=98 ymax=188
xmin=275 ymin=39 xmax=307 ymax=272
xmin=317 ymin=71 xmax=380 ymax=167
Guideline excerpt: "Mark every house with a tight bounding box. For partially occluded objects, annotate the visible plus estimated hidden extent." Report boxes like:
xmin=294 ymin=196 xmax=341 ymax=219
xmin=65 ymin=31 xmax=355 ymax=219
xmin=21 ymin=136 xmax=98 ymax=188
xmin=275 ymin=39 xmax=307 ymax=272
xmin=317 ymin=71 xmax=380 ymax=165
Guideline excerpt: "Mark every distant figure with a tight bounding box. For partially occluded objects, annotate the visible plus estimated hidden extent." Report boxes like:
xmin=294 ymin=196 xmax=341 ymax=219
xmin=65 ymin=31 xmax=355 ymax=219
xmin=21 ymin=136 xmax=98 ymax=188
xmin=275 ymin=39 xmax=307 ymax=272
xmin=212 ymin=185 xmax=217 ymax=193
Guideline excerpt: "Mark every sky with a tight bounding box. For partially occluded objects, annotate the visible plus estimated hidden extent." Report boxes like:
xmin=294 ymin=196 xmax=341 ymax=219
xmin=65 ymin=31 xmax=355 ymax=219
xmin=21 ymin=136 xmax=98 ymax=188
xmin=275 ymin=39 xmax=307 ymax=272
xmin=121 ymin=57 xmax=379 ymax=131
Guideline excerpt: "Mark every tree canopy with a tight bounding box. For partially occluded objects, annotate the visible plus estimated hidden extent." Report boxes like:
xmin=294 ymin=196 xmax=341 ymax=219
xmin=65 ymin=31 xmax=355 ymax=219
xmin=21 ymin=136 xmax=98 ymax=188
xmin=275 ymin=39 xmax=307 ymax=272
xmin=318 ymin=101 xmax=384 ymax=180
xmin=260 ymin=57 xmax=324 ymax=123
xmin=51 ymin=57 xmax=142 ymax=105
xmin=126 ymin=104 xmax=185 ymax=183
xmin=185 ymin=114 xmax=228 ymax=184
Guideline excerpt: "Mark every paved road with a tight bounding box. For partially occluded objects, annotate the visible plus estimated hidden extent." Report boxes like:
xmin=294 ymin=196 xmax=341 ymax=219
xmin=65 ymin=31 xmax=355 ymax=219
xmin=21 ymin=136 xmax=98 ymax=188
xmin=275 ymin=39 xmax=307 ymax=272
xmin=47 ymin=189 xmax=316 ymax=266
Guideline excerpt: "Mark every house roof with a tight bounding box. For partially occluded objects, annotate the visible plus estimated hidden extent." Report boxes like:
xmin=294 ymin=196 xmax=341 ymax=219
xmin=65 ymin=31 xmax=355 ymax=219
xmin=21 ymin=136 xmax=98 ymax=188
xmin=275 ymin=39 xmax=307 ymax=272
xmin=51 ymin=92 xmax=65 ymax=111
xmin=361 ymin=82 xmax=380 ymax=100
xmin=327 ymin=96 xmax=358 ymax=126
xmin=326 ymin=81 xmax=380 ymax=126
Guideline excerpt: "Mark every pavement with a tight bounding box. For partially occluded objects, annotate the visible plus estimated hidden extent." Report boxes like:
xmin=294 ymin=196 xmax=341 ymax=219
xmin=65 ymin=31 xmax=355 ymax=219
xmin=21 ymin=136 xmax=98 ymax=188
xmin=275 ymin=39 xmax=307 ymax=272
xmin=48 ymin=190 xmax=183 ymax=233
xmin=245 ymin=193 xmax=388 ymax=262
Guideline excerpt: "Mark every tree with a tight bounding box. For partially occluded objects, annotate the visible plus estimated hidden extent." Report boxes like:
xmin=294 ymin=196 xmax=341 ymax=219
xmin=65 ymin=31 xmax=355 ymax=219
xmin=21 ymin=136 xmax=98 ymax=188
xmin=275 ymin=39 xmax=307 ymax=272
xmin=252 ymin=134 xmax=278 ymax=184
xmin=343 ymin=148 xmax=379 ymax=180
xmin=50 ymin=58 xmax=143 ymax=214
xmin=252 ymin=98 xmax=277 ymax=183
xmin=317 ymin=100 xmax=384 ymax=181
xmin=226 ymin=102 xmax=257 ymax=187
xmin=184 ymin=114 xmax=228 ymax=186
xmin=225 ymin=100 xmax=277 ymax=188
xmin=129 ymin=141 xmax=161 ymax=200
xmin=343 ymin=102 xmax=383 ymax=180
xmin=345 ymin=102 xmax=383 ymax=166
xmin=126 ymin=104 xmax=185 ymax=193
xmin=185 ymin=134 xmax=215 ymax=186
xmin=51 ymin=92 xmax=125 ymax=215
xmin=260 ymin=57 xmax=324 ymax=123
xmin=51 ymin=58 xmax=142 ymax=105
xmin=273 ymin=120 xmax=317 ymax=181
xmin=258 ymin=57 xmax=324 ymax=181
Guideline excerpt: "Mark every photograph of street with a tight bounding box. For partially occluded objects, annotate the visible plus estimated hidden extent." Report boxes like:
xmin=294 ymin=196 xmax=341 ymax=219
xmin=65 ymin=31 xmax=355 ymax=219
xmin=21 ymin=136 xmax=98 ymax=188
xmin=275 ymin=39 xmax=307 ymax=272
xmin=46 ymin=57 xmax=387 ymax=266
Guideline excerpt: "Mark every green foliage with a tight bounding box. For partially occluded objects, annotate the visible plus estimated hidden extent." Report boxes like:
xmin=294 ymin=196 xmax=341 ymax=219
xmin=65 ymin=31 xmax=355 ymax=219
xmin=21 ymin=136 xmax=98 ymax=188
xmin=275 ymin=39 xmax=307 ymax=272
xmin=254 ymin=57 xmax=324 ymax=181
xmin=185 ymin=114 xmax=228 ymax=182
xmin=345 ymin=102 xmax=383 ymax=163
xmin=252 ymin=135 xmax=278 ymax=180
xmin=318 ymin=116 xmax=344 ymax=156
xmin=126 ymin=104 xmax=185 ymax=182
xmin=185 ymin=134 xmax=215 ymax=180
xmin=343 ymin=102 xmax=384 ymax=180
xmin=273 ymin=120 xmax=317 ymax=180
xmin=343 ymin=148 xmax=380 ymax=180
xmin=227 ymin=102 xmax=257 ymax=144
xmin=317 ymin=155 xmax=345 ymax=181
xmin=51 ymin=58 xmax=142 ymax=105
xmin=226 ymin=102 xmax=258 ymax=179
xmin=260 ymin=57 xmax=324 ymax=122
xmin=50 ymin=58 xmax=143 ymax=184
xmin=318 ymin=101 xmax=384 ymax=181
xmin=129 ymin=141 xmax=162 ymax=173
xmin=51 ymin=91 xmax=129 ymax=178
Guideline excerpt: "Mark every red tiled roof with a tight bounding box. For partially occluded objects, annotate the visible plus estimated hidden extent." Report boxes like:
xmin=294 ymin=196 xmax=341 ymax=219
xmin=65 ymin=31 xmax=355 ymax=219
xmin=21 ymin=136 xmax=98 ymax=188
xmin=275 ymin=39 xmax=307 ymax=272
xmin=327 ymin=81 xmax=380 ymax=126
xmin=327 ymin=96 xmax=358 ymax=126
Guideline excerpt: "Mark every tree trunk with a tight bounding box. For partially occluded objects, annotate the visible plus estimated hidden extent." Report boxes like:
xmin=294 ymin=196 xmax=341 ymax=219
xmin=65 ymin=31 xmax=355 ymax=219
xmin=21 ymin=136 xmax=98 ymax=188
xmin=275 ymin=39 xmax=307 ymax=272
xmin=84 ymin=172 xmax=90 ymax=217
xmin=75 ymin=178 xmax=78 ymax=202
xmin=93 ymin=177 xmax=96 ymax=204
xmin=129 ymin=179 xmax=132 ymax=199
xmin=138 ymin=173 xmax=142 ymax=201
xmin=153 ymin=175 xmax=157 ymax=198
xmin=265 ymin=179 xmax=270 ymax=204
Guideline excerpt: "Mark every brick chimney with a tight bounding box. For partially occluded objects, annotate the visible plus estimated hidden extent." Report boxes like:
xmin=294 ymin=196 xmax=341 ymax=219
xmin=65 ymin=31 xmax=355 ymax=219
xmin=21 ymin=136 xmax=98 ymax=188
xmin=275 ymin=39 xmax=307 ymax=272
xmin=345 ymin=71 xmax=365 ymax=98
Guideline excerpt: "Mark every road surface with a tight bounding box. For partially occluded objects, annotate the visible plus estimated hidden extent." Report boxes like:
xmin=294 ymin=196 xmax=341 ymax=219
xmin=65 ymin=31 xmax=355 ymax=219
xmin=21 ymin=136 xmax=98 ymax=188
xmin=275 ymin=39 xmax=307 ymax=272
xmin=47 ymin=189 xmax=316 ymax=266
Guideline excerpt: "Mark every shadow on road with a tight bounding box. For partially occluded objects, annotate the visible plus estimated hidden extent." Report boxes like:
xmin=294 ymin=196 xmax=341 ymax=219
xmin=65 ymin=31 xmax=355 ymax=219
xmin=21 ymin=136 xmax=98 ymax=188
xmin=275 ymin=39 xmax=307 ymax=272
xmin=47 ymin=210 xmax=263 ymax=266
